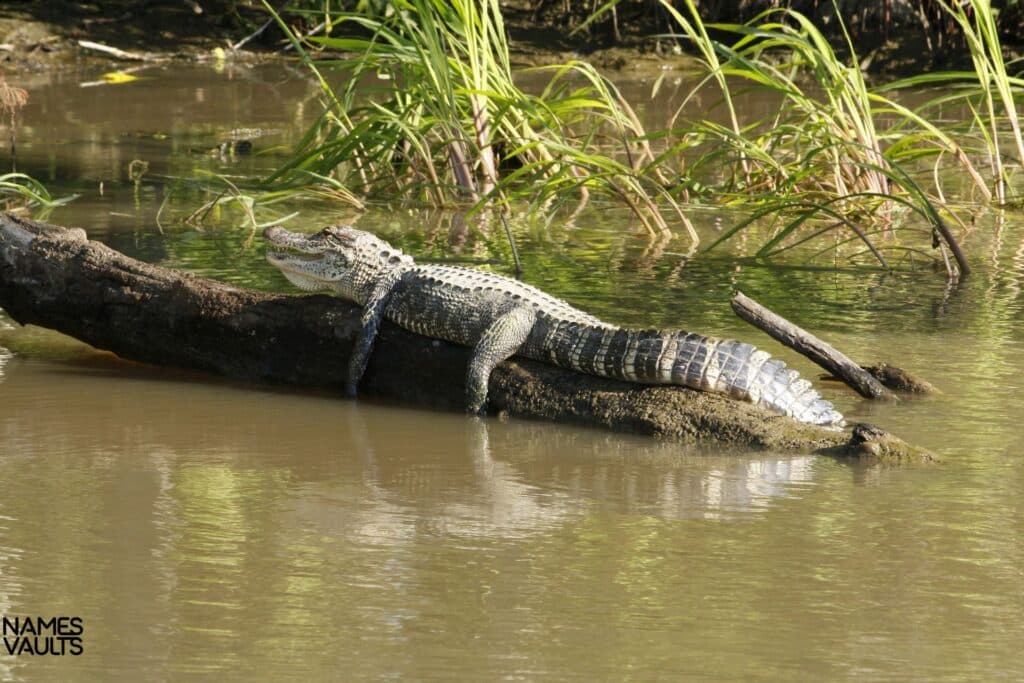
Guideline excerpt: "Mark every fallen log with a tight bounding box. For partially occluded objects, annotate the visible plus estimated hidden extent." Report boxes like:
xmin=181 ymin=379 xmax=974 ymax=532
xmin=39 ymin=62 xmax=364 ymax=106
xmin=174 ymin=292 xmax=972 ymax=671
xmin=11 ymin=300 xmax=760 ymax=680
xmin=0 ymin=213 xmax=933 ymax=462
xmin=731 ymin=290 xmax=898 ymax=400
xmin=731 ymin=291 xmax=937 ymax=397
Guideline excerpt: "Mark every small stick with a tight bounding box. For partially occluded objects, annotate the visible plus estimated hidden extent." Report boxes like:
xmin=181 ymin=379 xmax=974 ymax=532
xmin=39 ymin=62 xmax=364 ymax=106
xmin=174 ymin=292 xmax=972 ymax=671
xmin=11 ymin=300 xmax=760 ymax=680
xmin=232 ymin=19 xmax=274 ymax=51
xmin=731 ymin=291 xmax=895 ymax=400
xmin=77 ymin=40 xmax=152 ymax=62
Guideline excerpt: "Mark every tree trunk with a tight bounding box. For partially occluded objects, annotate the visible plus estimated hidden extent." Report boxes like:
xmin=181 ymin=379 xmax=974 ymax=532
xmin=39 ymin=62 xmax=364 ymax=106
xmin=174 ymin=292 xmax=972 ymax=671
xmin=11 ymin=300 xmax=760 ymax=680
xmin=0 ymin=213 xmax=933 ymax=462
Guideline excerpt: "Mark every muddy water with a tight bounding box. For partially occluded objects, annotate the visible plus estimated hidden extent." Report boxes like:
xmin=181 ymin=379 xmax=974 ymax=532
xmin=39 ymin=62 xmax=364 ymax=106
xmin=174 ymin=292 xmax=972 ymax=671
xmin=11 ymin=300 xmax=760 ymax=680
xmin=0 ymin=63 xmax=1022 ymax=681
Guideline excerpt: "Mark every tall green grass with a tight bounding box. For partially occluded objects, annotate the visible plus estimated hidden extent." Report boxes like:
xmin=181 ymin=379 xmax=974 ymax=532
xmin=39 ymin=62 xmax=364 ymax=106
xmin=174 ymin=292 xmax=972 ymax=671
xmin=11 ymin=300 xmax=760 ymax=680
xmin=880 ymin=0 xmax=1024 ymax=204
xmin=667 ymin=2 xmax=892 ymax=201
xmin=0 ymin=173 xmax=77 ymax=210
xmin=259 ymin=0 xmax=1024 ymax=276
xmin=643 ymin=0 xmax=1014 ymax=275
xmin=264 ymin=0 xmax=695 ymax=238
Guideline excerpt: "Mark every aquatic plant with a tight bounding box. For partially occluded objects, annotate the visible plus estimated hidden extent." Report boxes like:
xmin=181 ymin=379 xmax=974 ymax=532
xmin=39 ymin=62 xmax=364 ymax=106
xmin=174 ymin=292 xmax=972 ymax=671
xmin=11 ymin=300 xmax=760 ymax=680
xmin=663 ymin=2 xmax=891 ymax=200
xmin=632 ymin=1 xmax=952 ymax=272
xmin=0 ymin=173 xmax=77 ymax=211
xmin=254 ymin=0 xmax=1024 ymax=278
xmin=881 ymin=0 xmax=1024 ymax=204
xmin=262 ymin=0 xmax=695 ymax=239
xmin=0 ymin=80 xmax=77 ymax=214
xmin=184 ymin=171 xmax=299 ymax=244
xmin=637 ymin=0 xmax=995 ymax=276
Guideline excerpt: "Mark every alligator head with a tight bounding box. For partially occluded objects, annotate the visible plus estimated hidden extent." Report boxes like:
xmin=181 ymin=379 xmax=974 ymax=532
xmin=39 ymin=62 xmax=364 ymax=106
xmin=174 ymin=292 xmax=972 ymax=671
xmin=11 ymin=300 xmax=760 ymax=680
xmin=263 ymin=225 xmax=412 ymax=304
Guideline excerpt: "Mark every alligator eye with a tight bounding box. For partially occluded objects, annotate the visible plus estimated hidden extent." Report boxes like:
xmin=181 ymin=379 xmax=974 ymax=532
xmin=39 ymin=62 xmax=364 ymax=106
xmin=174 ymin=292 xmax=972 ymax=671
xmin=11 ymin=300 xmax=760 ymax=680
xmin=324 ymin=226 xmax=355 ymax=245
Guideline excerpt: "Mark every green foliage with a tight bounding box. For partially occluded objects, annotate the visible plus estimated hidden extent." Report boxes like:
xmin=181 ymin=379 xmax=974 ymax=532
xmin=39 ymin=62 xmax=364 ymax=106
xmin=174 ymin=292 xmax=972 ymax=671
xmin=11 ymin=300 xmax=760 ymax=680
xmin=671 ymin=3 xmax=892 ymax=200
xmin=0 ymin=173 xmax=77 ymax=210
xmin=645 ymin=0 xmax=1019 ymax=275
xmin=263 ymin=0 xmax=693 ymax=237
xmin=259 ymin=0 xmax=1022 ymax=274
xmin=881 ymin=0 xmax=1024 ymax=204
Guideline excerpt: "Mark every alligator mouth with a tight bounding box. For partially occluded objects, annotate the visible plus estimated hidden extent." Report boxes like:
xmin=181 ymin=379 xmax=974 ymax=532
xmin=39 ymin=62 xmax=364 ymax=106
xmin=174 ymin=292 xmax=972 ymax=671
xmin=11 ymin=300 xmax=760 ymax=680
xmin=265 ymin=250 xmax=324 ymax=264
xmin=263 ymin=226 xmax=335 ymax=291
xmin=264 ymin=225 xmax=332 ymax=269
xmin=265 ymin=246 xmax=327 ymax=271
xmin=265 ymin=252 xmax=331 ymax=292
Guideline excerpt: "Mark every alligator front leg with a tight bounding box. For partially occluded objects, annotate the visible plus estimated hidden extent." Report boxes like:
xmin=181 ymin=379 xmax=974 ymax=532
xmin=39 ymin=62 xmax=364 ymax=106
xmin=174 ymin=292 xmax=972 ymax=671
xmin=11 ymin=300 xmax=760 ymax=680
xmin=467 ymin=306 xmax=536 ymax=414
xmin=346 ymin=271 xmax=402 ymax=397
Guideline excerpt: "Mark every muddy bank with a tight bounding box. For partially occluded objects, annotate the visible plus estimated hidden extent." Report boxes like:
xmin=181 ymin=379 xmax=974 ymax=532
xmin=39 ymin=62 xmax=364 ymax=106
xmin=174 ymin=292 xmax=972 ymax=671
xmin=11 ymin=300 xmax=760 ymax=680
xmin=2 ymin=0 xmax=1019 ymax=74
xmin=0 ymin=0 xmax=236 ymax=69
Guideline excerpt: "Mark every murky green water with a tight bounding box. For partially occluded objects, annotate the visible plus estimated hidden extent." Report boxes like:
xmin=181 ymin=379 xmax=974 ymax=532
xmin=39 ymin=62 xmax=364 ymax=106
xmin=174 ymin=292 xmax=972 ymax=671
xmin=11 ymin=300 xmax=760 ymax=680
xmin=1 ymin=62 xmax=1022 ymax=681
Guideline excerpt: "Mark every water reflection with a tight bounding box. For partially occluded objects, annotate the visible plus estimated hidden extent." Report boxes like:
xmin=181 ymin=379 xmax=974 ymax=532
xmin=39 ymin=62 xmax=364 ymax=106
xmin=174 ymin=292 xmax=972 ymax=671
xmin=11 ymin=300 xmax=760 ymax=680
xmin=2 ymin=347 xmax=1019 ymax=682
xmin=0 ymin=350 xmax=834 ymax=679
xmin=0 ymin=352 xmax=821 ymax=521
xmin=0 ymin=316 xmax=13 ymax=381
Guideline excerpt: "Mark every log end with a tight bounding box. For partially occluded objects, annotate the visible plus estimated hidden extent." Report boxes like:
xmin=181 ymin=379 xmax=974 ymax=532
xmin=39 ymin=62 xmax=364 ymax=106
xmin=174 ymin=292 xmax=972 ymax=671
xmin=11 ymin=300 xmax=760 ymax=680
xmin=864 ymin=363 xmax=939 ymax=395
xmin=819 ymin=422 xmax=938 ymax=464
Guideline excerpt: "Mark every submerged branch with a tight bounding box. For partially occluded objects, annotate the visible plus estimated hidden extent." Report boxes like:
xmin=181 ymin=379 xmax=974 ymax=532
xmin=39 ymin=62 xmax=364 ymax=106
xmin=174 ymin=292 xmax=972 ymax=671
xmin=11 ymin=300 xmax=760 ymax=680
xmin=77 ymin=40 xmax=156 ymax=61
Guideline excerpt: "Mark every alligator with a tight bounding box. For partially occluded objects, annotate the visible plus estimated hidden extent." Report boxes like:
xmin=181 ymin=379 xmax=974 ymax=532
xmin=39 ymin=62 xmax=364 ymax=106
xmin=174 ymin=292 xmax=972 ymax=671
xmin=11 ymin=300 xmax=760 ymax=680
xmin=263 ymin=225 xmax=845 ymax=427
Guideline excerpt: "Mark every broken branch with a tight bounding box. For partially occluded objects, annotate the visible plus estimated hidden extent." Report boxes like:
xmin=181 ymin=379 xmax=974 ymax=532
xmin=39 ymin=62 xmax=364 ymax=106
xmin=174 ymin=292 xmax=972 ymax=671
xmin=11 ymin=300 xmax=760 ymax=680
xmin=731 ymin=290 xmax=896 ymax=400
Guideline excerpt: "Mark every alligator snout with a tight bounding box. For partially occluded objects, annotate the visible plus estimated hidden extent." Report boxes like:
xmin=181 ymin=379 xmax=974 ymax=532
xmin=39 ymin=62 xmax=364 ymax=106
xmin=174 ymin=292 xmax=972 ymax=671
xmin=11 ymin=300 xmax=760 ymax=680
xmin=263 ymin=225 xmax=287 ymax=241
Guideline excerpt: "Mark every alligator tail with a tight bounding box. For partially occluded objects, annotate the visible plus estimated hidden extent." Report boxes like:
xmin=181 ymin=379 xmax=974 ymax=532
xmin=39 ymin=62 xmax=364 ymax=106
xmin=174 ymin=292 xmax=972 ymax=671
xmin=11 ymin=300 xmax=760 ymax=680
xmin=547 ymin=325 xmax=844 ymax=427
xmin=666 ymin=332 xmax=845 ymax=427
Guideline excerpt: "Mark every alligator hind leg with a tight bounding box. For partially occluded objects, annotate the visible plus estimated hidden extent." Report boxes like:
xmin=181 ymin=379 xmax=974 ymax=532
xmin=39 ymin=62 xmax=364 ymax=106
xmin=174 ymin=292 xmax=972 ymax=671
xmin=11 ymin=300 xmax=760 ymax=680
xmin=466 ymin=307 xmax=536 ymax=414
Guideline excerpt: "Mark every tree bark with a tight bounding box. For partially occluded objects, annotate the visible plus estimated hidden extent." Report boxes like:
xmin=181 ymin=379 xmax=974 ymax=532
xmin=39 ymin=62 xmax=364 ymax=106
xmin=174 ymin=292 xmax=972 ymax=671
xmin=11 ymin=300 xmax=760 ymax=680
xmin=863 ymin=362 xmax=937 ymax=395
xmin=731 ymin=291 xmax=897 ymax=400
xmin=0 ymin=213 xmax=933 ymax=462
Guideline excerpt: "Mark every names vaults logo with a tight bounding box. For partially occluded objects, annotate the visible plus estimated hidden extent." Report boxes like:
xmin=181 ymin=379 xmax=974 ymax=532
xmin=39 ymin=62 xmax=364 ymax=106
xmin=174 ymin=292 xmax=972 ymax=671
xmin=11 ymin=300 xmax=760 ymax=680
xmin=2 ymin=617 xmax=84 ymax=656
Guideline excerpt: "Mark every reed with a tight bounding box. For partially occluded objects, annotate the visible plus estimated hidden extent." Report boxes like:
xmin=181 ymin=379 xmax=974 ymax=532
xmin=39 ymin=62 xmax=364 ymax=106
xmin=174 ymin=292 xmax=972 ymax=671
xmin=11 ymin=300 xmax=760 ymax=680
xmin=258 ymin=0 xmax=1016 ymax=273
xmin=0 ymin=173 xmax=76 ymax=211
xmin=664 ymin=4 xmax=898 ymax=203
xmin=648 ymin=1 xmax=979 ymax=275
xmin=264 ymin=0 xmax=695 ymax=239
xmin=881 ymin=0 xmax=1024 ymax=204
